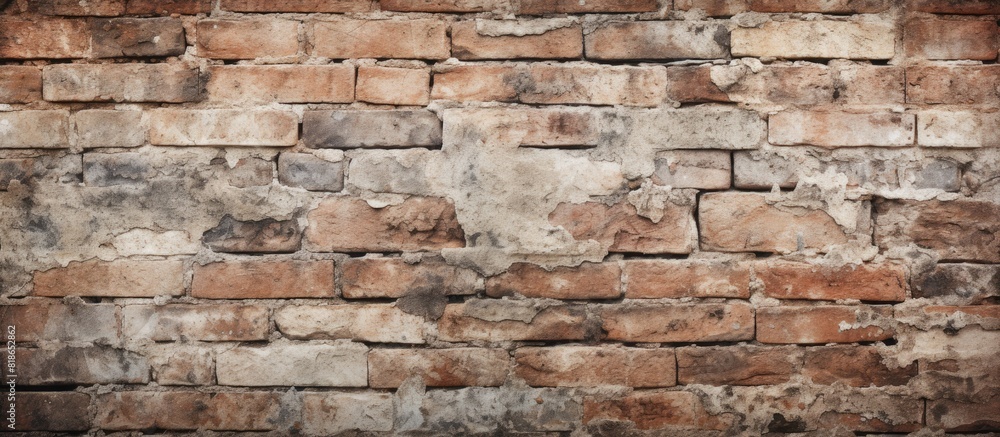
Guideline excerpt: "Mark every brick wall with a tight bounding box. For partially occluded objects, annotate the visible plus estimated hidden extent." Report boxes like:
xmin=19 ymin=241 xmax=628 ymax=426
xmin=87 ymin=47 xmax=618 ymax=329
xmin=1 ymin=0 xmax=999 ymax=434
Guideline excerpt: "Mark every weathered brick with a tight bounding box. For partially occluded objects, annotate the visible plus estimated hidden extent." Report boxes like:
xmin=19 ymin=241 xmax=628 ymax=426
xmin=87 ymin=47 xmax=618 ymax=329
xmin=95 ymin=392 xmax=288 ymax=431
xmin=275 ymin=304 xmax=426 ymax=343
xmin=312 ymin=19 xmax=449 ymax=60
xmin=203 ymin=215 xmax=301 ymax=253
xmin=757 ymin=305 xmax=894 ymax=344
xmin=516 ymin=346 xmax=676 ymax=387
xmin=430 ymin=65 xmax=517 ymax=102
xmin=43 ymin=64 xmax=201 ymax=103
xmin=918 ymin=110 xmax=1000 ymax=148
xmin=0 ymin=302 xmax=116 ymax=343
xmin=549 ymin=199 xmax=694 ymax=254
xmin=624 ymin=260 xmax=751 ymax=299
xmin=769 ymin=111 xmax=914 ymax=147
xmin=125 ymin=0 xmax=212 ymax=15
xmin=732 ymin=21 xmax=895 ymax=59
xmin=908 ymin=65 xmax=1000 ymax=105
xmin=0 ymin=19 xmax=90 ymax=59
xmin=486 ymin=262 xmax=621 ymax=299
xmin=913 ymin=263 xmax=1000 ymax=303
xmin=217 ymin=343 xmax=367 ymax=386
xmin=20 ymin=346 xmax=149 ymax=385
xmin=437 ymin=300 xmax=591 ymax=341
xmin=208 ymin=65 xmax=354 ymax=103
xmin=75 ymin=110 xmax=145 ymax=148
xmin=356 ymin=66 xmax=429 ymax=106
xmin=652 ymin=150 xmax=731 ymax=189
xmin=750 ymin=0 xmax=889 ymax=12
xmin=31 ymin=0 xmax=126 ymax=15
xmin=415 ymin=387 xmax=581 ymax=433
xmin=369 ymin=348 xmax=509 ymax=387
xmin=675 ymin=0 xmax=747 ymax=15
xmin=628 ymin=107 xmax=767 ymax=149
xmin=82 ymin=152 xmax=156 ymax=187
xmin=379 ymin=0 xmax=503 ymax=12
xmin=912 ymin=0 xmax=1000 ymax=14
xmin=0 ymin=110 xmax=69 ymax=150
xmin=303 ymin=393 xmax=394 ymax=435
xmin=0 ymin=66 xmax=42 ymax=103
xmin=756 ymin=261 xmax=908 ymax=302
xmin=699 ymin=192 xmax=851 ymax=253
xmin=92 ymin=18 xmax=185 ymax=58
xmin=677 ymin=346 xmax=800 ymax=385
xmin=664 ymin=65 xmax=728 ymax=103
xmin=123 ymin=304 xmax=270 ymax=341
xmin=223 ymin=157 xmax=273 ymax=188
xmin=0 ymin=159 xmax=33 ymax=191
xmin=192 ymin=259 xmax=334 ymax=298
xmin=835 ymin=64 xmax=906 ymax=105
xmin=147 ymin=345 xmax=214 ymax=385
xmin=875 ymin=199 xmax=1000 ymax=263
xmin=221 ymin=0 xmax=374 ymax=12
xmin=586 ymin=22 xmax=729 ymax=60
xmin=33 ymin=259 xmax=185 ymax=297
xmin=518 ymin=0 xmax=658 ymax=14
xmin=452 ymin=20 xmax=583 ymax=60
xmin=342 ymin=257 xmax=481 ymax=298
xmin=196 ymin=19 xmax=299 ymax=59
xmin=303 ymin=110 xmax=441 ymax=148
xmin=304 ymin=197 xmax=465 ymax=252
xmin=905 ymin=18 xmax=999 ymax=61
xmin=584 ymin=391 xmax=727 ymax=430
xmin=927 ymin=398 xmax=1000 ymax=432
xmin=346 ymin=148 xmax=437 ymax=194
xmin=438 ymin=107 xmax=600 ymax=147
xmin=600 ymin=303 xmax=754 ymax=343
xmin=803 ymin=345 xmax=917 ymax=387
xmin=149 ymin=109 xmax=298 ymax=146
xmin=18 ymin=392 xmax=92 ymax=432
xmin=274 ymin=153 xmax=342 ymax=192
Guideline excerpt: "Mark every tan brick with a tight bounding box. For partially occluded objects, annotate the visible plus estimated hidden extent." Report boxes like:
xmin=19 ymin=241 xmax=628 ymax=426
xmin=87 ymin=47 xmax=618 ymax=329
xmin=601 ymin=303 xmax=754 ymax=343
xmin=770 ymin=111 xmax=914 ymax=147
xmin=20 ymin=346 xmax=148 ymax=385
xmin=149 ymin=109 xmax=298 ymax=146
xmin=356 ymin=66 xmax=429 ymax=106
xmin=0 ymin=66 xmax=41 ymax=103
xmin=908 ymin=65 xmax=1000 ymax=105
xmin=875 ymin=199 xmax=1000 ymax=263
xmin=0 ymin=110 xmax=70 ymax=149
xmin=33 ymin=259 xmax=185 ymax=297
xmin=549 ymin=199 xmax=694 ymax=254
xmin=369 ymin=348 xmax=509 ymax=387
xmin=803 ymin=345 xmax=917 ymax=386
xmin=431 ymin=65 xmax=517 ymax=102
xmin=95 ymin=392 xmax=287 ymax=431
xmin=0 ymin=19 xmax=90 ymax=59
xmin=197 ymin=19 xmax=299 ymax=59
xmin=208 ymin=65 xmax=354 ymax=103
xmin=303 ymin=393 xmax=394 ymax=435
xmin=122 ymin=304 xmax=270 ymax=342
xmin=191 ymin=259 xmax=334 ymax=299
xmin=380 ymin=0 xmax=504 ymax=12
xmin=912 ymin=0 xmax=1000 ymax=14
xmin=1 ymin=302 xmax=116 ymax=343
xmin=147 ymin=345 xmax=214 ymax=385
xmin=917 ymin=110 xmax=1000 ymax=148
xmin=486 ymin=262 xmax=621 ymax=299
xmin=677 ymin=346 xmax=800 ymax=385
xmin=275 ymin=304 xmax=425 ymax=343
xmin=927 ymin=398 xmax=1000 ymax=432
xmin=303 ymin=110 xmax=441 ymax=148
xmin=304 ymin=197 xmax=464 ymax=252
xmin=516 ymin=346 xmax=676 ymax=388
xmin=756 ymin=261 xmax=907 ymax=302
xmin=586 ymin=21 xmax=729 ymax=60
xmin=221 ymin=0 xmax=374 ymax=12
xmin=43 ymin=64 xmax=201 ymax=103
xmin=342 ymin=257 xmax=480 ymax=298
xmin=451 ymin=20 xmax=583 ymax=60
xmin=438 ymin=107 xmax=600 ymax=147
xmin=835 ymin=64 xmax=905 ymax=105
xmin=652 ymin=150 xmax=731 ymax=189
xmin=628 ymin=107 xmax=767 ymax=149
xmin=750 ymin=0 xmax=889 ymax=12
xmin=624 ymin=260 xmax=751 ymax=299
xmin=675 ymin=0 xmax=748 ymax=15
xmin=905 ymin=18 xmax=999 ymax=61
xmin=518 ymin=0 xmax=658 ymax=14
xmin=757 ymin=305 xmax=894 ymax=344
xmin=583 ymin=391 xmax=728 ymax=430
xmin=732 ymin=21 xmax=895 ymax=59
xmin=18 ymin=392 xmax=92 ymax=432
xmin=312 ymin=19 xmax=449 ymax=60
xmin=75 ymin=110 xmax=146 ymax=148
xmin=437 ymin=300 xmax=591 ymax=342
xmin=126 ymin=0 xmax=212 ymax=15
xmin=217 ymin=343 xmax=368 ymax=386
xmin=92 ymin=17 xmax=185 ymax=58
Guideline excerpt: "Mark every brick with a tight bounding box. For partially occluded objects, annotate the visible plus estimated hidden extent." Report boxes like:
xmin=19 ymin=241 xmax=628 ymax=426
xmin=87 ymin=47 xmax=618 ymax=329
xmin=223 ymin=157 xmax=273 ymax=188
xmin=75 ymin=110 xmax=145 ymax=148
xmin=208 ymin=65 xmax=354 ymax=103
xmin=221 ymin=0 xmax=374 ymax=12
xmin=31 ymin=0 xmax=126 ymax=15
xmin=0 ymin=19 xmax=90 ymax=59
xmin=912 ymin=0 xmax=1000 ymax=14
xmin=123 ymin=304 xmax=270 ymax=341
xmin=908 ymin=65 xmax=1000 ymax=105
xmin=92 ymin=18 xmax=185 ymax=58
xmin=451 ymin=20 xmax=583 ymax=60
xmin=928 ymin=398 xmax=1000 ymax=432
xmin=272 ymin=154 xmax=340 ymax=193
xmin=357 ymin=66 xmax=429 ymax=106
xmin=18 ymin=392 xmax=91 ymax=432
xmin=20 ymin=346 xmax=148 ymax=385
xmin=486 ymin=262 xmax=621 ymax=299
xmin=147 ymin=345 xmax=214 ymax=385
xmin=303 ymin=110 xmax=441 ymax=148
xmin=0 ymin=110 xmax=70 ymax=149
xmin=803 ymin=346 xmax=917 ymax=387
xmin=756 ymin=261 xmax=907 ymax=302
xmin=303 ymin=393 xmax=394 ymax=435
xmin=33 ymin=259 xmax=185 ymax=297
xmin=196 ymin=19 xmax=299 ymax=59
xmin=912 ymin=263 xmax=1000 ymax=303
xmin=549 ymin=199 xmax=694 ymax=254
xmin=82 ymin=152 xmax=156 ymax=187
xmin=437 ymin=300 xmax=591 ymax=341
xmin=624 ymin=260 xmax=751 ymax=299
xmin=515 ymin=346 xmax=676 ymax=388
xmin=43 ymin=64 xmax=201 ymax=103
xmin=312 ymin=19 xmax=449 ymax=60
xmin=304 ymin=197 xmax=464 ymax=252
xmin=675 ymin=0 xmax=748 ymax=15
xmin=95 ymin=392 xmax=287 ymax=431
xmin=819 ymin=395 xmax=924 ymax=433
xmin=732 ymin=21 xmax=895 ymax=59
xmin=217 ymin=343 xmax=368 ymax=386
xmin=628 ymin=107 xmax=767 ymax=149
xmin=757 ymin=305 xmax=894 ymax=344
xmin=652 ymin=150 xmax=731 ymax=189
xmin=275 ymin=304 xmax=426 ymax=343
xmin=750 ymin=0 xmax=889 ymax=12
xmin=917 ymin=110 xmax=1000 ymax=148
xmin=677 ymin=346 xmax=799 ymax=385
xmin=699 ymin=192 xmax=851 ymax=253
xmin=380 ymin=0 xmax=504 ymax=12
xmin=905 ymin=18 xmax=998 ymax=61
xmin=149 ymin=109 xmax=298 ymax=146
xmin=834 ymin=64 xmax=906 ymax=105
xmin=0 ymin=66 xmax=41 ymax=103
xmin=586 ymin=22 xmax=729 ymax=60
xmin=202 ymin=215 xmax=301 ymax=253
xmin=583 ymin=391 xmax=727 ymax=430
xmin=192 ymin=259 xmax=334 ymax=298
xmin=664 ymin=65 xmax=728 ymax=103
xmin=0 ymin=302 xmax=116 ymax=343
xmin=518 ymin=0 xmax=658 ymax=14
xmin=125 ymin=0 xmax=212 ymax=15
xmin=342 ymin=257 xmax=481 ymax=298
xmin=439 ymin=107 xmax=600 ymax=147
xmin=369 ymin=348 xmax=509 ymax=387
xmin=0 ymin=159 xmax=33 ymax=191
xmin=600 ymin=303 xmax=754 ymax=343
xmin=430 ymin=65 xmax=517 ymax=102
xmin=875 ymin=199 xmax=1000 ymax=263
xmin=346 ymin=148 xmax=437 ymax=193
xmin=769 ymin=111 xmax=914 ymax=147
xmin=416 ymin=387 xmax=581 ymax=433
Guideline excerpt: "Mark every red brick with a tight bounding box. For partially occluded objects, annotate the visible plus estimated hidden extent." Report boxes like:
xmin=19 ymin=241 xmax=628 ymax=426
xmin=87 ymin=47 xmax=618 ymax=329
xmin=437 ymin=300 xmax=591 ymax=341
xmin=197 ymin=19 xmax=299 ymax=59
xmin=675 ymin=0 xmax=748 ymax=15
xmin=922 ymin=305 xmax=1000 ymax=320
xmin=750 ymin=0 xmax=889 ymax=12
xmin=905 ymin=18 xmax=999 ymax=61
xmin=624 ymin=260 xmax=751 ymax=299
xmin=18 ymin=392 xmax=92 ymax=432
xmin=43 ymin=64 xmax=201 ymax=103
xmin=208 ymin=65 xmax=354 ymax=103
xmin=583 ymin=391 xmax=729 ymax=430
xmin=312 ymin=19 xmax=449 ymax=60
xmin=341 ymin=257 xmax=480 ymax=298
xmin=91 ymin=17 xmax=185 ymax=58
xmin=31 ymin=0 xmax=126 ymax=15
xmin=549 ymin=199 xmax=694 ymax=254
xmin=451 ymin=21 xmax=583 ymax=60
xmin=0 ymin=66 xmax=41 ymax=103
xmin=835 ymin=64 xmax=905 ymax=105
xmin=769 ymin=111 xmax=915 ymax=147
xmin=191 ymin=259 xmax=334 ymax=298
xmin=221 ymin=0 xmax=374 ymax=12
xmin=518 ymin=0 xmax=658 ymax=14
xmin=515 ymin=346 xmax=676 ymax=388
xmin=33 ymin=259 xmax=185 ymax=297
xmin=912 ymin=0 xmax=1000 ymax=14
xmin=0 ymin=302 xmax=117 ymax=342
xmin=586 ymin=22 xmax=729 ymax=60
xmin=928 ymin=398 xmax=1000 ymax=432
xmin=95 ymin=392 xmax=288 ymax=431
xmin=677 ymin=346 xmax=800 ymax=385
xmin=486 ymin=262 xmax=621 ymax=299
xmin=380 ymin=0 xmax=504 ymax=11
xmin=600 ymin=303 xmax=754 ymax=343
xmin=431 ymin=65 xmax=517 ymax=102
xmin=125 ymin=0 xmax=212 ymax=15
xmin=304 ymin=197 xmax=465 ymax=252
xmin=803 ymin=345 xmax=917 ymax=387
xmin=757 ymin=305 xmax=894 ymax=344
xmin=664 ymin=65 xmax=728 ymax=103
xmin=908 ymin=65 xmax=1000 ymax=105
xmin=369 ymin=348 xmax=509 ymax=387
xmin=122 ymin=304 xmax=270 ymax=341
xmin=356 ymin=66 xmax=429 ymax=106
xmin=0 ymin=19 xmax=90 ymax=59
xmin=756 ymin=261 xmax=907 ymax=302
xmin=875 ymin=199 xmax=1000 ymax=263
